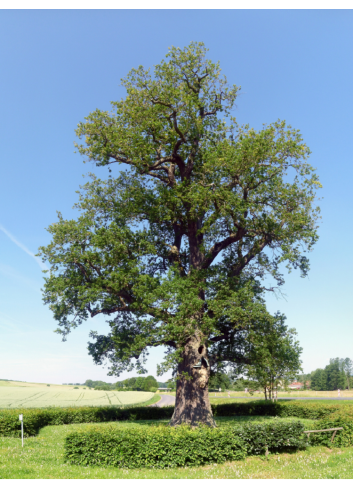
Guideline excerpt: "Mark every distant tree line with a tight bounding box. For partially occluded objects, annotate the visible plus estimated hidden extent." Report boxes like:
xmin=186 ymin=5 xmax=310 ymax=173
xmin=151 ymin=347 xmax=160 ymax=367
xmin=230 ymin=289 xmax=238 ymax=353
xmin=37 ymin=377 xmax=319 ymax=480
xmin=61 ymin=357 xmax=353 ymax=394
xmin=301 ymin=358 xmax=353 ymax=391
xmin=84 ymin=376 xmax=159 ymax=392
xmin=202 ymin=357 xmax=353 ymax=394
xmin=0 ymin=379 xmax=24 ymax=382
xmin=115 ymin=376 xmax=158 ymax=392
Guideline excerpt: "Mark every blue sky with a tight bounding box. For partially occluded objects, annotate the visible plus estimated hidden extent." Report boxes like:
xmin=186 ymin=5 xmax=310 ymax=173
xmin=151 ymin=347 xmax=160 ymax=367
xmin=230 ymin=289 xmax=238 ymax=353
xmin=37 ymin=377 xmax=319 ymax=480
xmin=0 ymin=10 xmax=352 ymax=384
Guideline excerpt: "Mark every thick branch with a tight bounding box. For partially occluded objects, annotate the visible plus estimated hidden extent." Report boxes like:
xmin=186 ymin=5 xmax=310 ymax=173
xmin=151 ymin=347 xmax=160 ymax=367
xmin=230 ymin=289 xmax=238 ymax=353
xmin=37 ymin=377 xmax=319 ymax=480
xmin=88 ymin=305 xmax=129 ymax=317
xmin=147 ymin=339 xmax=177 ymax=349
xmin=231 ymin=238 xmax=270 ymax=277
xmin=201 ymin=228 xmax=246 ymax=270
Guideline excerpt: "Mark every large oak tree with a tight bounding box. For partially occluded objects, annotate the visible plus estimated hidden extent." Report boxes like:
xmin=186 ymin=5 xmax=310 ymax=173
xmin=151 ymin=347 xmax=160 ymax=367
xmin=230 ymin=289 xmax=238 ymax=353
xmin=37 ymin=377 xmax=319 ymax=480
xmin=39 ymin=42 xmax=321 ymax=426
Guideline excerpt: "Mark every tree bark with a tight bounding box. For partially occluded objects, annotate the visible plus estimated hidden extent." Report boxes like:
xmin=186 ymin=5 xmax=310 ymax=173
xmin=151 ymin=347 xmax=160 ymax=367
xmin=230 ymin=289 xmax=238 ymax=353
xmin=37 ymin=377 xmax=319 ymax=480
xmin=170 ymin=338 xmax=216 ymax=427
xmin=271 ymin=377 xmax=275 ymax=402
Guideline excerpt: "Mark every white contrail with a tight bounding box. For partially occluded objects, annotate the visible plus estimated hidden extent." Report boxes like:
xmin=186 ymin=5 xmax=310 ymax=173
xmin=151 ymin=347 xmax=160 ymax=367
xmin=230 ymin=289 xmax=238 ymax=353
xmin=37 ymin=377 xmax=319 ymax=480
xmin=0 ymin=223 xmax=46 ymax=270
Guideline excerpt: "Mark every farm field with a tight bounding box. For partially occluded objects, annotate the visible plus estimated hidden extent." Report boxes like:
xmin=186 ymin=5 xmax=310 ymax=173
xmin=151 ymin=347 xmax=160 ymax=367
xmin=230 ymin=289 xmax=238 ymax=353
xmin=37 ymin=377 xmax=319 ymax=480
xmin=0 ymin=382 xmax=154 ymax=408
xmin=1 ymin=418 xmax=352 ymax=479
xmin=0 ymin=380 xmax=81 ymax=389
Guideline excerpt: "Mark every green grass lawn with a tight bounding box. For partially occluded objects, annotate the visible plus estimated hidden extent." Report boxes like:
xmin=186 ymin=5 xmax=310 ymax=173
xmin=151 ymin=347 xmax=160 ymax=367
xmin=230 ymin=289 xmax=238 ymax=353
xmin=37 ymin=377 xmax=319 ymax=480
xmin=210 ymin=397 xmax=353 ymax=405
xmin=211 ymin=397 xmax=262 ymax=404
xmin=286 ymin=399 xmax=353 ymax=405
xmin=0 ymin=416 xmax=328 ymax=479
xmin=163 ymin=391 xmax=353 ymax=405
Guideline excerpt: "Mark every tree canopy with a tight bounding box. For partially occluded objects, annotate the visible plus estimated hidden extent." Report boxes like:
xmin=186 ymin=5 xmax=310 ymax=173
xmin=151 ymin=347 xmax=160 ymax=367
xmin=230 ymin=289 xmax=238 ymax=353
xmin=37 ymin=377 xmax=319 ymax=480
xmin=39 ymin=42 xmax=320 ymax=425
xmin=310 ymin=358 xmax=351 ymax=391
xmin=243 ymin=313 xmax=302 ymax=400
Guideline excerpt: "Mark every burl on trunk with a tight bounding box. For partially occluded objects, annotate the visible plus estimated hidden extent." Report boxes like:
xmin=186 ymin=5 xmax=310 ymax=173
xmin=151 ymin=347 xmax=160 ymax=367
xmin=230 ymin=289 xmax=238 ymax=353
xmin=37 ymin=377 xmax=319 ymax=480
xmin=169 ymin=340 xmax=216 ymax=427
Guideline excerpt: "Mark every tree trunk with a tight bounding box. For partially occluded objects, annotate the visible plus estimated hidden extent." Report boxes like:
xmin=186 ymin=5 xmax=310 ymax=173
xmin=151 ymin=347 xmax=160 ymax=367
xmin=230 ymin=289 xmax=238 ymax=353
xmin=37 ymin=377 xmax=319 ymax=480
xmin=170 ymin=338 xmax=216 ymax=427
xmin=271 ymin=379 xmax=274 ymax=402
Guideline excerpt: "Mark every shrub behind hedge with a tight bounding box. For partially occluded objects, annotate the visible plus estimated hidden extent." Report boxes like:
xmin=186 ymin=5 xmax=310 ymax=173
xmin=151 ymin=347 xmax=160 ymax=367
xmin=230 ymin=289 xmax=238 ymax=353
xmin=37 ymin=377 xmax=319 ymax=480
xmin=0 ymin=405 xmax=173 ymax=438
xmin=211 ymin=400 xmax=339 ymax=419
xmin=64 ymin=420 xmax=306 ymax=468
xmin=1 ymin=399 xmax=350 ymax=440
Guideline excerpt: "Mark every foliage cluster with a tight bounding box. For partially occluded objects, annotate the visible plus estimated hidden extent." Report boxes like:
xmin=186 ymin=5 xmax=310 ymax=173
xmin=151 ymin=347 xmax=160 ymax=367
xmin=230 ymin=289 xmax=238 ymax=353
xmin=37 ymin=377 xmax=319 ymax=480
xmin=166 ymin=379 xmax=177 ymax=390
xmin=64 ymin=420 xmax=306 ymax=468
xmin=84 ymin=376 xmax=159 ymax=392
xmin=309 ymin=414 xmax=353 ymax=448
xmin=310 ymin=358 xmax=352 ymax=391
xmin=297 ymin=358 xmax=353 ymax=391
xmin=84 ymin=380 xmax=115 ymax=390
xmin=115 ymin=376 xmax=158 ymax=392
xmin=211 ymin=400 xmax=338 ymax=419
xmin=242 ymin=315 xmax=302 ymax=400
xmin=238 ymin=420 xmax=307 ymax=455
xmin=209 ymin=372 xmax=233 ymax=391
xmin=64 ymin=424 xmax=246 ymax=468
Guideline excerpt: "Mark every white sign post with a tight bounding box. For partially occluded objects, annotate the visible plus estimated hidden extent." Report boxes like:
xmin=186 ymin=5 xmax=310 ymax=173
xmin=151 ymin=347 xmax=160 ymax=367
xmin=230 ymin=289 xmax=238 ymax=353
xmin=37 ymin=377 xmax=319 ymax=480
xmin=19 ymin=414 xmax=23 ymax=447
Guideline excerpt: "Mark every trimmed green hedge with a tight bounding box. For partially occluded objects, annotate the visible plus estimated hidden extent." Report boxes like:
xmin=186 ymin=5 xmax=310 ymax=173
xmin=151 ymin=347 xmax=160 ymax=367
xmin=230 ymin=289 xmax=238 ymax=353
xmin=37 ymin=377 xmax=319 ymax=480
xmin=238 ymin=420 xmax=307 ymax=455
xmin=1 ymin=400 xmax=352 ymax=440
xmin=0 ymin=405 xmax=173 ymax=438
xmin=64 ymin=420 xmax=307 ymax=468
xmin=211 ymin=400 xmax=339 ymax=419
xmin=213 ymin=401 xmax=353 ymax=450
xmin=310 ymin=414 xmax=353 ymax=448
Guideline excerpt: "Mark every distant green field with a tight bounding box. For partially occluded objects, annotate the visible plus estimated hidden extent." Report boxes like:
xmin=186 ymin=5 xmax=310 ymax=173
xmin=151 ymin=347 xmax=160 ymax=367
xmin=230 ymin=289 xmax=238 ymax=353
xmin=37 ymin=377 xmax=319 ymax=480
xmin=0 ymin=386 xmax=154 ymax=408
